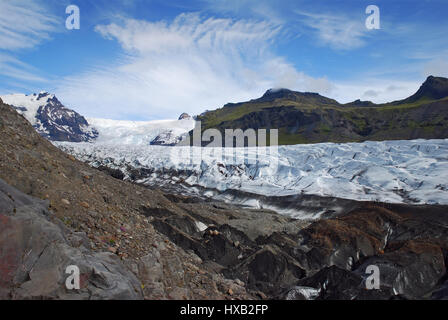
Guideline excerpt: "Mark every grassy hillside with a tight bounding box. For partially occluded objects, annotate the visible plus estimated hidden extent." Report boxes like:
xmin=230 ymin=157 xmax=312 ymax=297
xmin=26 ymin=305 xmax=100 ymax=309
xmin=196 ymin=77 xmax=448 ymax=145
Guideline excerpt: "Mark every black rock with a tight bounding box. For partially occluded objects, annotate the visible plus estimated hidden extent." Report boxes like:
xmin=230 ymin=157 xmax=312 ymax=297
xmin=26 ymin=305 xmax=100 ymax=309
xmin=291 ymin=265 xmax=395 ymax=300
xmin=178 ymin=113 xmax=192 ymax=120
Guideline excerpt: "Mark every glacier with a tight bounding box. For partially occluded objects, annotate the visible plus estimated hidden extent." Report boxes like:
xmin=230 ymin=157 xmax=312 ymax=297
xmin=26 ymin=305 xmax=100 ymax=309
xmin=87 ymin=117 xmax=195 ymax=145
xmin=56 ymin=138 xmax=448 ymax=209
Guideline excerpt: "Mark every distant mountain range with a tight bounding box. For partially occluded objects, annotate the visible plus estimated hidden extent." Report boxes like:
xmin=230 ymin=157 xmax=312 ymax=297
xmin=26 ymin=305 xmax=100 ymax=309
xmin=197 ymin=76 xmax=448 ymax=145
xmin=2 ymin=76 xmax=448 ymax=146
xmin=0 ymin=93 xmax=194 ymax=145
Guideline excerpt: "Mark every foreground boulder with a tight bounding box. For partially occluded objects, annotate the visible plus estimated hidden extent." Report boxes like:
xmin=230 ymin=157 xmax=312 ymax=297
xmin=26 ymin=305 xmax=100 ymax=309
xmin=0 ymin=178 xmax=143 ymax=299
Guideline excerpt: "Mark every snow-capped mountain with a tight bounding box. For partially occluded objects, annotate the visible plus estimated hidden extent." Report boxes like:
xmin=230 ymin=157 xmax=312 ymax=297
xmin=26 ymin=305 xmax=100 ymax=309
xmin=0 ymin=92 xmax=98 ymax=142
xmin=1 ymin=92 xmax=196 ymax=145
xmin=87 ymin=117 xmax=195 ymax=146
xmin=56 ymin=138 xmax=448 ymax=218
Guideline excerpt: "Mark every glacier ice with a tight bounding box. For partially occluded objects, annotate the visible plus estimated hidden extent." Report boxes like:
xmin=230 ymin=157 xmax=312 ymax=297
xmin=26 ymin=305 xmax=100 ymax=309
xmin=55 ymin=138 xmax=448 ymax=206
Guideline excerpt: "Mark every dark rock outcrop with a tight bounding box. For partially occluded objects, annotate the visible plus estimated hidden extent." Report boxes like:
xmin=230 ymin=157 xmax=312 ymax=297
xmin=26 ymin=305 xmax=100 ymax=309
xmin=178 ymin=113 xmax=192 ymax=120
xmin=35 ymin=94 xmax=98 ymax=142
xmin=137 ymin=192 xmax=448 ymax=299
xmin=150 ymin=130 xmax=187 ymax=146
xmin=275 ymin=204 xmax=448 ymax=299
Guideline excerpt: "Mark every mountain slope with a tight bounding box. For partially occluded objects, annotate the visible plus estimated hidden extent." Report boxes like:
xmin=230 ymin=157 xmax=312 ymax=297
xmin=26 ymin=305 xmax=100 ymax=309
xmin=0 ymin=98 xmax=252 ymax=300
xmin=395 ymin=76 xmax=448 ymax=104
xmin=197 ymin=76 xmax=448 ymax=145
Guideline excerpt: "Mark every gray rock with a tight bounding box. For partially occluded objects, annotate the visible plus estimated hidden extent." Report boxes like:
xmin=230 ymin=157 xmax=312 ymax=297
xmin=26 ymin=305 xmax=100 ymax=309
xmin=0 ymin=178 xmax=143 ymax=300
xmin=137 ymin=249 xmax=166 ymax=299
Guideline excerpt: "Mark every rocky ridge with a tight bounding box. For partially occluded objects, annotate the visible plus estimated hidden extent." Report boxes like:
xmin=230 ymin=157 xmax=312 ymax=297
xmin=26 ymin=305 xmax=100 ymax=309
xmin=0 ymin=100 xmax=251 ymax=299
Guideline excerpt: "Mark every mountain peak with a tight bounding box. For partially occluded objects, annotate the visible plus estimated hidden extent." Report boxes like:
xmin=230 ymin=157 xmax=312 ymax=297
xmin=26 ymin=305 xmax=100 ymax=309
xmin=262 ymin=88 xmax=322 ymax=98
xmin=422 ymin=75 xmax=448 ymax=90
xmin=404 ymin=76 xmax=448 ymax=103
xmin=1 ymin=92 xmax=97 ymax=142
xmin=344 ymin=99 xmax=375 ymax=107
xmin=257 ymin=88 xmax=338 ymax=105
xmin=263 ymin=88 xmax=292 ymax=96
xmin=258 ymin=88 xmax=296 ymax=102
xmin=36 ymin=91 xmax=50 ymax=99
xmin=178 ymin=112 xmax=192 ymax=120
xmin=222 ymin=87 xmax=339 ymax=109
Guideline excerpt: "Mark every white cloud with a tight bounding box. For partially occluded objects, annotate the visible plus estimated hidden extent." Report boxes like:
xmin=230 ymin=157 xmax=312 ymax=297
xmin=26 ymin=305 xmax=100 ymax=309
xmin=295 ymin=10 xmax=369 ymax=50
xmin=423 ymin=58 xmax=448 ymax=78
xmin=56 ymin=13 xmax=334 ymax=120
xmin=0 ymin=0 xmax=60 ymax=51
xmin=0 ymin=0 xmax=59 ymax=88
xmin=363 ymin=89 xmax=378 ymax=98
xmin=333 ymin=79 xmax=421 ymax=104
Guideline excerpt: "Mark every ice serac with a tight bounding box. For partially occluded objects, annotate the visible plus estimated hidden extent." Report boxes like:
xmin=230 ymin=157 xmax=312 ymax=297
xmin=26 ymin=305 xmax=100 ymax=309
xmin=0 ymin=92 xmax=98 ymax=142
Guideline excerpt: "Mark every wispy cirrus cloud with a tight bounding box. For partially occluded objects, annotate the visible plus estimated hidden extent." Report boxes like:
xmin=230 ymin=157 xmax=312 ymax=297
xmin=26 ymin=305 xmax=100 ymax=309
xmin=0 ymin=0 xmax=60 ymax=51
xmin=294 ymin=10 xmax=370 ymax=50
xmin=0 ymin=0 xmax=60 ymax=90
xmin=56 ymin=13 xmax=333 ymax=120
xmin=0 ymin=53 xmax=48 ymax=82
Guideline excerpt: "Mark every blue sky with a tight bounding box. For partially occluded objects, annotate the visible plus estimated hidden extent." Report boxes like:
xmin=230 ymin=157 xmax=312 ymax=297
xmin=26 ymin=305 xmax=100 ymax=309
xmin=0 ymin=0 xmax=447 ymax=120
